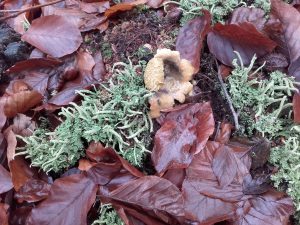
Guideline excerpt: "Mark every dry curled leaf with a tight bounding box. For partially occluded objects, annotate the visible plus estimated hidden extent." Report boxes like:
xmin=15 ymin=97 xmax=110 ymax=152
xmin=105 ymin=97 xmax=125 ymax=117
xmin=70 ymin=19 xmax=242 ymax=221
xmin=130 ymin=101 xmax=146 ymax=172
xmin=22 ymin=15 xmax=82 ymax=58
xmin=207 ymin=22 xmax=276 ymax=66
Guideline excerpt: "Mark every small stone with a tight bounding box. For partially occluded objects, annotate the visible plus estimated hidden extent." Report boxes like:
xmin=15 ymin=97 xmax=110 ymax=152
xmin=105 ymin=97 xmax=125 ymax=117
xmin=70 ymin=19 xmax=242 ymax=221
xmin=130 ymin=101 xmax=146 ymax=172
xmin=4 ymin=42 xmax=29 ymax=62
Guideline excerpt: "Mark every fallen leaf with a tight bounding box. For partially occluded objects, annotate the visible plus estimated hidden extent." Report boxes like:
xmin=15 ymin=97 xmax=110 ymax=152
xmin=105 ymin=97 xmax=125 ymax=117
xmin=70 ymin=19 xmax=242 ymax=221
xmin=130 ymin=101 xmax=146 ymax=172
xmin=152 ymin=103 xmax=214 ymax=174
xmin=176 ymin=11 xmax=211 ymax=74
xmin=228 ymin=7 xmax=266 ymax=31
xmin=78 ymin=159 xmax=96 ymax=171
xmin=147 ymin=0 xmax=165 ymax=8
xmin=22 ymin=71 xmax=50 ymax=96
xmin=233 ymin=189 xmax=294 ymax=225
xmin=15 ymin=178 xmax=51 ymax=203
xmin=207 ymin=22 xmax=276 ymax=66
xmin=294 ymin=92 xmax=300 ymax=123
xmin=258 ymin=53 xmax=288 ymax=72
xmin=3 ymin=90 xmax=43 ymax=118
xmin=26 ymin=174 xmax=97 ymax=225
xmin=22 ymin=15 xmax=82 ymax=58
xmin=9 ymin=206 xmax=33 ymax=225
xmin=79 ymin=1 xmax=110 ymax=14
xmin=76 ymin=51 xmax=95 ymax=74
xmin=0 ymin=203 xmax=9 ymax=225
xmin=271 ymin=0 xmax=300 ymax=81
xmin=9 ymin=157 xmax=36 ymax=192
xmin=242 ymin=175 xmax=271 ymax=195
xmin=3 ymin=126 xmax=17 ymax=162
xmin=104 ymin=0 xmax=147 ymax=18
xmin=101 ymin=176 xmax=184 ymax=217
xmin=215 ymin=122 xmax=233 ymax=144
xmin=0 ymin=165 xmax=13 ymax=194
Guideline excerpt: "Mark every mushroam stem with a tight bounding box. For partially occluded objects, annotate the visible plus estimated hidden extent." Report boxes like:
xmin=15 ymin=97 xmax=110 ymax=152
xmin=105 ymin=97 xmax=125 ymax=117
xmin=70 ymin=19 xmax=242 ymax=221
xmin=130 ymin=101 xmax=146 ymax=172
xmin=0 ymin=0 xmax=64 ymax=22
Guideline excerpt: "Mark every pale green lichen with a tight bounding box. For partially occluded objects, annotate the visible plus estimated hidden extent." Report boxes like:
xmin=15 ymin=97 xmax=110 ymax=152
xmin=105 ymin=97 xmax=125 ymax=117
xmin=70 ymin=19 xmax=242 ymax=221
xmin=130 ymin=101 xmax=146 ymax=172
xmin=226 ymin=52 xmax=300 ymax=219
xmin=92 ymin=204 xmax=124 ymax=225
xmin=17 ymin=61 xmax=153 ymax=173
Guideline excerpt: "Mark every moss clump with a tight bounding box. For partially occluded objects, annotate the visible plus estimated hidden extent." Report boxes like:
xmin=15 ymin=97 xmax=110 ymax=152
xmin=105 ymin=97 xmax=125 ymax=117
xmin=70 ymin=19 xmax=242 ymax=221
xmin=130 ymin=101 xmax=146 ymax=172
xmin=101 ymin=41 xmax=113 ymax=61
xmin=92 ymin=204 xmax=124 ymax=225
xmin=227 ymin=53 xmax=298 ymax=136
xmin=17 ymin=61 xmax=152 ymax=173
xmin=226 ymin=52 xmax=300 ymax=219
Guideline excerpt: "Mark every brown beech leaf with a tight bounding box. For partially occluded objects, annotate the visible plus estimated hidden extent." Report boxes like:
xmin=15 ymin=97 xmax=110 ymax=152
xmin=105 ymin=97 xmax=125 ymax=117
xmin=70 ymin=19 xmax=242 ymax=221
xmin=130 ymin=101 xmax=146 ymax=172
xmin=228 ymin=7 xmax=266 ymax=31
xmin=294 ymin=92 xmax=300 ymax=123
xmin=9 ymin=157 xmax=36 ymax=192
xmin=215 ymin=122 xmax=233 ymax=144
xmin=207 ymin=22 xmax=276 ymax=67
xmin=22 ymin=72 xmax=50 ymax=96
xmin=26 ymin=174 xmax=97 ymax=225
xmin=6 ymin=58 xmax=62 ymax=74
xmin=147 ymin=0 xmax=165 ymax=8
xmin=271 ymin=0 xmax=300 ymax=81
xmin=152 ymin=103 xmax=214 ymax=174
xmin=22 ymin=15 xmax=82 ymax=58
xmin=3 ymin=90 xmax=43 ymax=118
xmin=3 ymin=126 xmax=17 ymax=162
xmin=183 ymin=179 xmax=236 ymax=224
xmin=234 ymin=189 xmax=294 ymax=225
xmin=104 ymin=0 xmax=147 ymax=18
xmin=0 ymin=203 xmax=9 ymax=225
xmin=101 ymin=176 xmax=184 ymax=217
xmin=76 ymin=51 xmax=95 ymax=74
xmin=0 ymin=165 xmax=13 ymax=194
xmin=15 ymin=178 xmax=51 ymax=203
xmin=10 ymin=206 xmax=33 ymax=225
xmin=176 ymin=11 xmax=211 ymax=73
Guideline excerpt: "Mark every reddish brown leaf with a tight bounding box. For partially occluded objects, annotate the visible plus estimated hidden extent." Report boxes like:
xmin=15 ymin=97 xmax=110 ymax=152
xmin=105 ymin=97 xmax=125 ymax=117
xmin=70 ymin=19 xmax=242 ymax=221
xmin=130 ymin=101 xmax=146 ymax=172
xmin=294 ymin=92 xmax=300 ymax=123
xmin=233 ymin=190 xmax=294 ymax=225
xmin=183 ymin=179 xmax=236 ymax=224
xmin=26 ymin=174 xmax=97 ymax=225
xmin=3 ymin=126 xmax=17 ymax=163
xmin=176 ymin=11 xmax=211 ymax=74
xmin=228 ymin=7 xmax=266 ymax=31
xmin=11 ymin=114 xmax=36 ymax=137
xmin=215 ymin=122 xmax=233 ymax=144
xmin=78 ymin=159 xmax=96 ymax=171
xmin=10 ymin=206 xmax=33 ymax=225
xmin=15 ymin=178 xmax=51 ymax=203
xmin=242 ymin=175 xmax=271 ymax=195
xmin=0 ymin=203 xmax=9 ymax=225
xmin=271 ymin=0 xmax=300 ymax=82
xmin=79 ymin=1 xmax=110 ymax=14
xmin=22 ymin=15 xmax=82 ymax=58
xmin=92 ymin=51 xmax=106 ymax=81
xmin=207 ymin=22 xmax=276 ymax=66
xmin=22 ymin=71 xmax=50 ymax=96
xmin=9 ymin=157 xmax=36 ymax=192
xmin=0 ymin=165 xmax=13 ymax=194
xmin=104 ymin=0 xmax=147 ymax=18
xmin=101 ymin=176 xmax=184 ymax=217
xmin=76 ymin=51 xmax=95 ymax=74
xmin=152 ymin=103 xmax=214 ymax=174
xmin=6 ymin=58 xmax=62 ymax=74
xmin=3 ymin=90 xmax=43 ymax=118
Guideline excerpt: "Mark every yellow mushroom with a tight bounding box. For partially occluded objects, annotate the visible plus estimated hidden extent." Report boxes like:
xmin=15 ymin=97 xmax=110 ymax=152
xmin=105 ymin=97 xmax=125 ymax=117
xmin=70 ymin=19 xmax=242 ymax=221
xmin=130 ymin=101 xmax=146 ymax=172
xmin=144 ymin=49 xmax=195 ymax=118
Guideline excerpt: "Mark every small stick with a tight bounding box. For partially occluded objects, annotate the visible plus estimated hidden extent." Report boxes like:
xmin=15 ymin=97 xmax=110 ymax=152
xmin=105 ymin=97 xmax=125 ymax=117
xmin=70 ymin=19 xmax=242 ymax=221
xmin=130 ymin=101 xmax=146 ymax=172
xmin=213 ymin=121 xmax=221 ymax=141
xmin=215 ymin=60 xmax=240 ymax=130
xmin=0 ymin=0 xmax=64 ymax=22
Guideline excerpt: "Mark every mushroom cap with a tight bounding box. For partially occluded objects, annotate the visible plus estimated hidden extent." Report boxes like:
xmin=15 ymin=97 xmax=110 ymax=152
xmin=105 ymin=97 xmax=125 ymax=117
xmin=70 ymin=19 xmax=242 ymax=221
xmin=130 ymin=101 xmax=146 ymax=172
xmin=144 ymin=57 xmax=164 ymax=91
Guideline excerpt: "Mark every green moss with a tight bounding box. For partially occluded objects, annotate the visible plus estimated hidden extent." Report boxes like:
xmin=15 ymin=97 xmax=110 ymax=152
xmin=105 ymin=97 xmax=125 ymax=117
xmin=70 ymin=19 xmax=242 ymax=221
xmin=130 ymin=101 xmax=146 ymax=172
xmin=92 ymin=204 xmax=124 ymax=225
xmin=226 ymin=52 xmax=300 ymax=219
xmin=17 ymin=61 xmax=152 ymax=173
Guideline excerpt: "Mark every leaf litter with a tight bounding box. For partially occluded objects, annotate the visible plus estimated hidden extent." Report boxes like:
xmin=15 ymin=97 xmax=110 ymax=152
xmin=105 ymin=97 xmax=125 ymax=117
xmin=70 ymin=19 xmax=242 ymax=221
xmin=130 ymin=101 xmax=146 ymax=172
xmin=0 ymin=0 xmax=299 ymax=224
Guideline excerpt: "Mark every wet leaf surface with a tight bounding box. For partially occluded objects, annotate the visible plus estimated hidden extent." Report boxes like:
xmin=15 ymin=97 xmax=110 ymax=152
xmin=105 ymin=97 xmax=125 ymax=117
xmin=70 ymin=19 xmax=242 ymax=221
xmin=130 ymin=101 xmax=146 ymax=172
xmin=26 ymin=174 xmax=97 ymax=225
xmin=0 ymin=165 xmax=13 ymax=194
xmin=207 ymin=22 xmax=276 ymax=66
xmin=176 ymin=11 xmax=211 ymax=73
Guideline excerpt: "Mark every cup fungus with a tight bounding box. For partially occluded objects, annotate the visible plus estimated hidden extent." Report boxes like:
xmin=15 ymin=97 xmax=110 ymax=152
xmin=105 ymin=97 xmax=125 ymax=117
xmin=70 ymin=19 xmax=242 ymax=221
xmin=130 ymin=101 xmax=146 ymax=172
xmin=144 ymin=49 xmax=195 ymax=118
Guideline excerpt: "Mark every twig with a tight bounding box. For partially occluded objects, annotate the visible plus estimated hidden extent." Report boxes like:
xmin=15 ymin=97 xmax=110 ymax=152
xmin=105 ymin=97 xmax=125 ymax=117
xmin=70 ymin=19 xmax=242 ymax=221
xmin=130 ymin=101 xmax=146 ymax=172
xmin=213 ymin=121 xmax=221 ymax=141
xmin=215 ymin=60 xmax=240 ymax=130
xmin=0 ymin=0 xmax=64 ymax=22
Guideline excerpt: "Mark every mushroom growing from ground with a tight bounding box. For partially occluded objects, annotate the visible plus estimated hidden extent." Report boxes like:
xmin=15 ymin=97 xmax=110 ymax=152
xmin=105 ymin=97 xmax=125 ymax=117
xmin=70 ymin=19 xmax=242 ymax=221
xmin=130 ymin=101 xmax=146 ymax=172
xmin=144 ymin=48 xmax=195 ymax=118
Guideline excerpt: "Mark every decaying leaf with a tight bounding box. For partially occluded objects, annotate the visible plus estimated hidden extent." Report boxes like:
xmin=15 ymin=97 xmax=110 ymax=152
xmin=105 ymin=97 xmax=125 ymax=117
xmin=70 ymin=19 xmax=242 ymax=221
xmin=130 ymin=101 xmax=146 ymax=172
xmin=0 ymin=203 xmax=9 ymax=225
xmin=294 ymin=92 xmax=300 ymax=123
xmin=22 ymin=15 xmax=82 ymax=58
xmin=26 ymin=174 xmax=97 ymax=225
